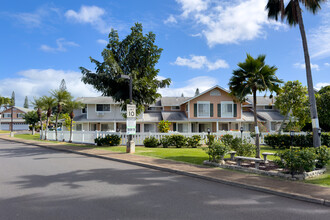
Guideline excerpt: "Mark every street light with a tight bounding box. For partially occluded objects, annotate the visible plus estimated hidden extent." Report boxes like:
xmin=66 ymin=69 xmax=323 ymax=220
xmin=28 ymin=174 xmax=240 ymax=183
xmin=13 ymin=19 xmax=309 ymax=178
xmin=207 ymin=128 xmax=210 ymax=135
xmin=240 ymin=126 xmax=244 ymax=143
xmin=290 ymin=130 xmax=295 ymax=147
xmin=318 ymin=128 xmax=322 ymax=144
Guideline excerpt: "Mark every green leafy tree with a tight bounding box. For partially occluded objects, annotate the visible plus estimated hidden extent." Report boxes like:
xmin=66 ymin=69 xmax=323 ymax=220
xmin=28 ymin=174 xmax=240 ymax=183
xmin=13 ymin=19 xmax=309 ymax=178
xmin=266 ymin=0 xmax=325 ymax=147
xmin=61 ymin=113 xmax=74 ymax=131
xmin=23 ymin=111 xmax=39 ymax=135
xmin=0 ymin=96 xmax=11 ymax=109
xmin=41 ymin=96 xmax=56 ymax=140
xmin=229 ymin=54 xmax=283 ymax=158
xmin=64 ymin=100 xmax=83 ymax=143
xmin=32 ymin=97 xmax=45 ymax=139
xmin=51 ymin=89 xmax=72 ymax=141
xmin=158 ymin=120 xmax=171 ymax=133
xmin=316 ymin=86 xmax=330 ymax=131
xmin=24 ymin=96 xmax=29 ymax=108
xmin=275 ymin=81 xmax=310 ymax=132
xmin=80 ymin=23 xmax=171 ymax=116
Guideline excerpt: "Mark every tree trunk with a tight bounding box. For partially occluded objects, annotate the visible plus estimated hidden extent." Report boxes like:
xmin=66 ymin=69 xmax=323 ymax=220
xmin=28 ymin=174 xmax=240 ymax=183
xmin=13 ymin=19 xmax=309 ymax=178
xmin=278 ymin=109 xmax=290 ymax=134
xmin=295 ymin=1 xmax=321 ymax=147
xmin=69 ymin=118 xmax=73 ymax=143
xmin=45 ymin=117 xmax=49 ymax=140
xmin=253 ymin=88 xmax=260 ymax=158
xmin=55 ymin=113 xmax=59 ymax=141
xmin=39 ymin=116 xmax=43 ymax=140
xmin=32 ymin=126 xmax=35 ymax=135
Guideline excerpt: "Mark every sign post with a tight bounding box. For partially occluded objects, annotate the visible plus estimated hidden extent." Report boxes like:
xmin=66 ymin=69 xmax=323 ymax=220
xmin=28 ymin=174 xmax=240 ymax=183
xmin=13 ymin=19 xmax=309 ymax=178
xmin=126 ymin=104 xmax=136 ymax=153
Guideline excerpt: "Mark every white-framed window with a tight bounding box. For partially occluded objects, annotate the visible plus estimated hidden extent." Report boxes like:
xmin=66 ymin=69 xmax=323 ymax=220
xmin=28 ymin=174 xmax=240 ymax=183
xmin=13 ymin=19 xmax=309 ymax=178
xmin=96 ymin=104 xmax=110 ymax=112
xmin=101 ymin=123 xmax=114 ymax=131
xmin=3 ymin=113 xmax=11 ymax=118
xmin=171 ymin=106 xmax=180 ymax=110
xmin=17 ymin=113 xmax=24 ymax=118
xmin=221 ymin=101 xmax=233 ymax=118
xmin=81 ymin=104 xmax=87 ymax=114
xmin=178 ymin=123 xmax=188 ymax=132
xmin=197 ymin=101 xmax=210 ymax=118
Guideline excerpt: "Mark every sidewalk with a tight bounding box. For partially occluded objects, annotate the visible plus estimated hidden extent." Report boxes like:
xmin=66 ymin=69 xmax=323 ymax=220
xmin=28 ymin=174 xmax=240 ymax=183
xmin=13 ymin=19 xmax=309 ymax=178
xmin=1 ymin=135 xmax=330 ymax=207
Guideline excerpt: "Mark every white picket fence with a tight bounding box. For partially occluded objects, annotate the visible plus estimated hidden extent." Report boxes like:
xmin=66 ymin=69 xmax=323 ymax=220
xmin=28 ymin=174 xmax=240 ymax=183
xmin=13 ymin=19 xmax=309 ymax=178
xmin=42 ymin=130 xmax=306 ymax=146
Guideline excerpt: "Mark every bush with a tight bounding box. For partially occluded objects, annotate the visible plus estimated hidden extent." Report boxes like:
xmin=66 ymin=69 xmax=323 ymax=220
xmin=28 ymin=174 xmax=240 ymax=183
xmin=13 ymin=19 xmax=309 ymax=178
xmin=171 ymin=134 xmax=187 ymax=148
xmin=314 ymin=146 xmax=330 ymax=168
xmin=160 ymin=136 xmax=172 ymax=148
xmin=231 ymin=139 xmax=255 ymax=157
xmin=143 ymin=136 xmax=159 ymax=148
xmin=158 ymin=120 xmax=171 ymax=133
xmin=206 ymin=134 xmax=216 ymax=146
xmin=94 ymin=134 xmax=121 ymax=146
xmin=220 ymin=134 xmax=234 ymax=148
xmin=204 ymin=141 xmax=230 ymax=162
xmin=275 ymin=148 xmax=317 ymax=175
xmin=187 ymin=135 xmax=202 ymax=148
xmin=322 ymin=133 xmax=330 ymax=147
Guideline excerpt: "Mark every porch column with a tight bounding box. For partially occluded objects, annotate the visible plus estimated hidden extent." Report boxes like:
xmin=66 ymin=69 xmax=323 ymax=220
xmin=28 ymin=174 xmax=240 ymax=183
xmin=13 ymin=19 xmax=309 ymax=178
xmin=140 ymin=123 xmax=144 ymax=133
xmin=114 ymin=121 xmax=116 ymax=132
xmin=216 ymin=121 xmax=219 ymax=132
xmin=188 ymin=122 xmax=192 ymax=133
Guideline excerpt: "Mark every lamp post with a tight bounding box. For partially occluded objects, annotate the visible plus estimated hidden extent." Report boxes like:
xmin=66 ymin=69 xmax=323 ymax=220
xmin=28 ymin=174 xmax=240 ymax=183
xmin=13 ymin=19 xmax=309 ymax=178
xmin=318 ymin=128 xmax=322 ymax=144
xmin=207 ymin=128 xmax=210 ymax=135
xmin=290 ymin=130 xmax=295 ymax=147
xmin=240 ymin=126 xmax=244 ymax=143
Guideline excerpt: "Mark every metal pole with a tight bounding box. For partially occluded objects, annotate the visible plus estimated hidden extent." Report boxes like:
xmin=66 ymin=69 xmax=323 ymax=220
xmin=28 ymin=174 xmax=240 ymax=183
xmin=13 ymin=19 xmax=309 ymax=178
xmin=10 ymin=106 xmax=14 ymax=137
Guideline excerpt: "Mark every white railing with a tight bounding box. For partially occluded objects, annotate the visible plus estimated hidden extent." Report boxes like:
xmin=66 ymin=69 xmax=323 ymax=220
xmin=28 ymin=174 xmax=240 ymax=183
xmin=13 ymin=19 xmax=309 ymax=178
xmin=42 ymin=130 xmax=307 ymax=146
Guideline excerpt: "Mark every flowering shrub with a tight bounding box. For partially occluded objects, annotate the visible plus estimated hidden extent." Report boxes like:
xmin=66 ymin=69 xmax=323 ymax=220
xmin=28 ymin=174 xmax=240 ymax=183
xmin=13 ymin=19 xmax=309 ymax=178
xmin=275 ymin=148 xmax=317 ymax=175
xmin=94 ymin=134 xmax=121 ymax=146
xmin=158 ymin=120 xmax=171 ymax=133
xmin=143 ymin=136 xmax=159 ymax=148
xmin=204 ymin=141 xmax=230 ymax=162
xmin=187 ymin=135 xmax=202 ymax=148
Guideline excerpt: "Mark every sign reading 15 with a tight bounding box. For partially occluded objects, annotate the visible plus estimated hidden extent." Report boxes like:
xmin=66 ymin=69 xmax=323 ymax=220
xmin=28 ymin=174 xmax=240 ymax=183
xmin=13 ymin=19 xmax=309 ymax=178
xmin=127 ymin=104 xmax=136 ymax=118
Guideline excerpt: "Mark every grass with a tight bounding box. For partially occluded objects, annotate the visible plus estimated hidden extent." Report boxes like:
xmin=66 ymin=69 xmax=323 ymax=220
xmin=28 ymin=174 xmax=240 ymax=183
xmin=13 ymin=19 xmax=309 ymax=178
xmin=13 ymin=134 xmax=64 ymax=144
xmin=304 ymin=164 xmax=330 ymax=187
xmin=0 ymin=130 xmax=10 ymax=133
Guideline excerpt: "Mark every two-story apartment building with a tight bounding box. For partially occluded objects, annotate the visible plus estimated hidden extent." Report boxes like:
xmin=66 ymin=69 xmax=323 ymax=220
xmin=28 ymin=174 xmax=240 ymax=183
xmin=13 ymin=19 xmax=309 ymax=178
xmin=73 ymin=85 xmax=284 ymax=133
xmin=0 ymin=106 xmax=32 ymax=130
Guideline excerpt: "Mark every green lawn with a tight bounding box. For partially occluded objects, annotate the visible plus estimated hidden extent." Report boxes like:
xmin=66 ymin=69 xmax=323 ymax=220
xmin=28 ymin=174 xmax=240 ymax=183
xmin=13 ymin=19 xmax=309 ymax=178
xmin=0 ymin=130 xmax=10 ymax=133
xmin=304 ymin=164 xmax=330 ymax=187
xmin=13 ymin=134 xmax=63 ymax=144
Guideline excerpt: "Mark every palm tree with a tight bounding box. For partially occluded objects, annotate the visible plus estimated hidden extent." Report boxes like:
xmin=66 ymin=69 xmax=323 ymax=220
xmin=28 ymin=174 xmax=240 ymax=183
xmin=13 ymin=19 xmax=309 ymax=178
xmin=229 ymin=54 xmax=283 ymax=158
xmin=41 ymin=96 xmax=56 ymax=140
xmin=32 ymin=97 xmax=44 ymax=139
xmin=266 ymin=0 xmax=325 ymax=147
xmin=65 ymin=100 xmax=83 ymax=143
xmin=51 ymin=89 xmax=72 ymax=141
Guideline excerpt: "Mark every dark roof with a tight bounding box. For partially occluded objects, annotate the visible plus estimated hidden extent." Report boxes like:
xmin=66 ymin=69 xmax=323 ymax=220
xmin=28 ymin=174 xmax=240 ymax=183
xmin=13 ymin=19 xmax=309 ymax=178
xmin=242 ymin=111 xmax=265 ymax=122
xmin=245 ymin=96 xmax=276 ymax=106
xmin=161 ymin=112 xmax=188 ymax=121
xmin=256 ymin=110 xmax=284 ymax=121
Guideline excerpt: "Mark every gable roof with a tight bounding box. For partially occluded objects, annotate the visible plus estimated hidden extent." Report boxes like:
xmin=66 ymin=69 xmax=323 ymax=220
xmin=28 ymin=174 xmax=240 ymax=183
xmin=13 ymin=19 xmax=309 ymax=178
xmin=181 ymin=85 xmax=232 ymax=104
xmin=160 ymin=97 xmax=191 ymax=106
xmin=0 ymin=106 xmax=32 ymax=114
xmin=76 ymin=97 xmax=118 ymax=104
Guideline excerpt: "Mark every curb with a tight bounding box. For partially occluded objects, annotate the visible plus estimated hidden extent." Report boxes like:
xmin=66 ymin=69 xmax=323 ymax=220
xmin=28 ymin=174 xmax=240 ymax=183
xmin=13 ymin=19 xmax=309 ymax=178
xmin=2 ymin=137 xmax=329 ymax=207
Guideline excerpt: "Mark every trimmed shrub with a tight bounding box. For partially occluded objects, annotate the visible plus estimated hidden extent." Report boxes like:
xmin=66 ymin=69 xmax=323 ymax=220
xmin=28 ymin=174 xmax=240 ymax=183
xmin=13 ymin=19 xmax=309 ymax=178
xmin=220 ymin=134 xmax=234 ymax=148
xmin=94 ymin=134 xmax=121 ymax=146
xmin=171 ymin=134 xmax=187 ymax=148
xmin=143 ymin=136 xmax=159 ymax=148
xmin=160 ymin=136 xmax=172 ymax=148
xmin=322 ymin=133 xmax=330 ymax=147
xmin=314 ymin=146 xmax=330 ymax=168
xmin=275 ymin=148 xmax=317 ymax=175
xmin=231 ymin=139 xmax=255 ymax=157
xmin=187 ymin=135 xmax=202 ymax=148
xmin=204 ymin=141 xmax=230 ymax=162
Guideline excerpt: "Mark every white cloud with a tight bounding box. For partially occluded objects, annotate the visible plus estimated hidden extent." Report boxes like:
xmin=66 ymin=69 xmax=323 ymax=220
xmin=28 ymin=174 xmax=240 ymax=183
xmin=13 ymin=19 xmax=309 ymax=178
xmin=97 ymin=39 xmax=108 ymax=45
xmin=294 ymin=62 xmax=320 ymax=71
xmin=173 ymin=55 xmax=229 ymax=70
xmin=325 ymin=63 xmax=330 ymax=66
xmin=65 ymin=5 xmax=110 ymax=34
xmin=40 ymin=38 xmax=79 ymax=52
xmin=0 ymin=69 xmax=101 ymax=107
xmin=190 ymin=33 xmax=202 ymax=37
xmin=310 ymin=2 xmax=330 ymax=59
xmin=159 ymin=76 xmax=217 ymax=97
xmin=175 ymin=0 xmax=285 ymax=46
xmin=164 ymin=15 xmax=177 ymax=24
xmin=315 ymin=82 xmax=330 ymax=90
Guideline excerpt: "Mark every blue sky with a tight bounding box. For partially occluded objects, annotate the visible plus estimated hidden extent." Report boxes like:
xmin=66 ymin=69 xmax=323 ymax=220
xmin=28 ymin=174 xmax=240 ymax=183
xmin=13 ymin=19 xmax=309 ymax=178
xmin=1 ymin=0 xmax=330 ymax=107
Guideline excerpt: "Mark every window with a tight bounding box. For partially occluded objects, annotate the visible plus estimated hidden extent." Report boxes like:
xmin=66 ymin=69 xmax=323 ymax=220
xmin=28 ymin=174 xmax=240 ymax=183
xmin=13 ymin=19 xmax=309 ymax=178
xmin=148 ymin=107 xmax=157 ymax=111
xmin=3 ymin=113 xmax=11 ymax=118
xmin=178 ymin=123 xmax=188 ymax=132
xmin=101 ymin=123 xmax=114 ymax=131
xmin=198 ymin=102 xmax=210 ymax=117
xmin=265 ymin=105 xmax=273 ymax=110
xmin=210 ymin=89 xmax=221 ymax=96
xmin=96 ymin=104 xmax=110 ymax=112
xmin=186 ymin=104 xmax=189 ymax=112
xmin=221 ymin=102 xmax=233 ymax=118
xmin=76 ymin=124 xmax=82 ymax=131
xmin=17 ymin=113 xmax=24 ymax=118
xmin=82 ymin=105 xmax=87 ymax=114
xmin=144 ymin=124 xmax=154 ymax=132
xmin=171 ymin=106 xmax=180 ymax=110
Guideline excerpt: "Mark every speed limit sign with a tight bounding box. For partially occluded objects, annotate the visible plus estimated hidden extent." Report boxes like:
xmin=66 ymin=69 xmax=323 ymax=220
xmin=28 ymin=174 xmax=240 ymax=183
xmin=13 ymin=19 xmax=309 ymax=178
xmin=127 ymin=104 xmax=136 ymax=118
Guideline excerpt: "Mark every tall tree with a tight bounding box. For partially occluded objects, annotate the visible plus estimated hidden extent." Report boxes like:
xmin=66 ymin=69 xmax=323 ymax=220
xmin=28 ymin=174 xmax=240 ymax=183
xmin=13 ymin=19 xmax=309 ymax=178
xmin=275 ymin=80 xmax=310 ymax=132
xmin=51 ymin=89 xmax=72 ymax=141
xmin=229 ymin=54 xmax=283 ymax=158
xmin=24 ymin=96 xmax=29 ymax=108
xmin=59 ymin=79 xmax=67 ymax=91
xmin=64 ymin=100 xmax=83 ymax=143
xmin=195 ymin=88 xmax=200 ymax=96
xmin=32 ymin=97 xmax=45 ymax=139
xmin=11 ymin=91 xmax=15 ymax=106
xmin=80 ymin=23 xmax=171 ymax=115
xmin=266 ymin=0 xmax=325 ymax=147
xmin=316 ymin=86 xmax=330 ymax=131
xmin=0 ymin=96 xmax=11 ymax=109
xmin=23 ymin=111 xmax=39 ymax=135
xmin=41 ymin=96 xmax=56 ymax=140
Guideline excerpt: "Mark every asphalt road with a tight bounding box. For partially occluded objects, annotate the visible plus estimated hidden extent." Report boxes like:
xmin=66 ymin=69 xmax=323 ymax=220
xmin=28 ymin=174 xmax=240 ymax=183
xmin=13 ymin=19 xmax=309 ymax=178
xmin=0 ymin=139 xmax=329 ymax=220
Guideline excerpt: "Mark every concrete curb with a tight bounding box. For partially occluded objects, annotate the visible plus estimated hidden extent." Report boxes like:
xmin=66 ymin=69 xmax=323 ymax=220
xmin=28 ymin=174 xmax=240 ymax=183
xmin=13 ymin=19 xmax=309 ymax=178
xmin=2 ymin=137 xmax=329 ymax=207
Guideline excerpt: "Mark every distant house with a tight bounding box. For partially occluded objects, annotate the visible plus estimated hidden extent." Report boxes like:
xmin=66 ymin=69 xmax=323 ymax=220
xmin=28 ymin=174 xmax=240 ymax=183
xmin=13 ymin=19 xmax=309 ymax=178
xmin=72 ymin=85 xmax=285 ymax=133
xmin=0 ymin=106 xmax=32 ymax=131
